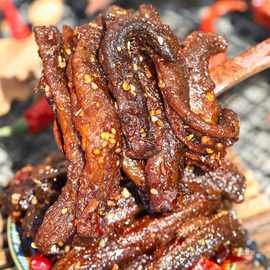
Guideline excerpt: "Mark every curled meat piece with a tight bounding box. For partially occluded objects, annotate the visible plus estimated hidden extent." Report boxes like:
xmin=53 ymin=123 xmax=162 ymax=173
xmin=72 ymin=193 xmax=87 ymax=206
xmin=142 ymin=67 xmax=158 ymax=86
xmin=71 ymin=23 xmax=138 ymax=238
xmin=53 ymin=196 xmax=221 ymax=270
xmin=109 ymin=5 xmax=183 ymax=212
xmin=100 ymin=11 xmax=179 ymax=159
xmin=135 ymin=53 xmax=183 ymax=212
xmin=147 ymin=211 xmax=246 ymax=270
xmin=182 ymin=159 xmax=246 ymax=203
xmin=34 ymin=26 xmax=84 ymax=254
xmin=153 ymin=34 xmax=239 ymax=169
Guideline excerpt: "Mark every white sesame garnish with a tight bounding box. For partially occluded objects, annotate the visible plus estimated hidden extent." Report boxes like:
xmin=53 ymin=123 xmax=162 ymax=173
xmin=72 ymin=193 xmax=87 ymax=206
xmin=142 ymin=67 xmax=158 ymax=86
xmin=150 ymin=188 xmax=159 ymax=195
xmin=158 ymin=36 xmax=164 ymax=45
xmin=121 ymin=188 xmax=131 ymax=198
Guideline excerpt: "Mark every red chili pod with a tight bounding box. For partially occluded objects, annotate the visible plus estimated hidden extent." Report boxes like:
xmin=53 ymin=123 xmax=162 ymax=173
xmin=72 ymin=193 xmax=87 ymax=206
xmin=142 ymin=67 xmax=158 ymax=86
xmin=30 ymin=254 xmax=52 ymax=270
xmin=1 ymin=0 xmax=31 ymax=39
xmin=24 ymin=96 xmax=54 ymax=133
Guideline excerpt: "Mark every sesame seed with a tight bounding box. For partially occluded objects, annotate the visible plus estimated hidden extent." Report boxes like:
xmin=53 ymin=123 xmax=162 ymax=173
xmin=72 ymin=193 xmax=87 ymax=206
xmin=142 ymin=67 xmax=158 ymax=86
xmin=133 ymin=64 xmax=138 ymax=71
xmin=93 ymin=148 xmax=101 ymax=155
xmin=31 ymin=196 xmax=38 ymax=205
xmin=61 ymin=208 xmax=68 ymax=214
xmin=90 ymin=55 xmax=95 ymax=63
xmin=102 ymin=141 xmax=108 ymax=148
xmin=141 ymin=132 xmax=147 ymax=138
xmin=58 ymin=241 xmax=64 ymax=247
xmin=186 ymin=134 xmax=194 ymax=141
xmin=65 ymin=48 xmax=71 ymax=55
xmin=150 ymin=188 xmax=159 ymax=195
xmin=216 ymin=143 xmax=223 ymax=150
xmin=64 ymin=245 xmax=71 ymax=252
xmin=201 ymin=136 xmax=210 ymax=144
xmin=206 ymin=92 xmax=215 ymax=102
xmin=206 ymin=148 xmax=214 ymax=154
xmin=31 ymin=242 xmax=38 ymax=249
xmin=111 ymin=128 xmax=116 ymax=134
xmin=122 ymin=81 xmax=130 ymax=91
xmin=101 ymin=132 xmax=111 ymax=140
xmin=159 ymin=80 xmax=165 ymax=88
xmin=58 ymin=55 xmax=66 ymax=68
xmin=121 ymin=188 xmax=131 ymax=198
xmin=117 ymin=47 xmax=122 ymax=52
xmin=109 ymin=138 xmax=116 ymax=145
xmin=99 ymin=238 xmax=108 ymax=248
xmin=112 ymin=264 xmax=119 ymax=270
xmin=115 ymin=148 xmax=121 ymax=154
xmin=83 ymin=74 xmax=93 ymax=84
xmin=156 ymin=120 xmax=164 ymax=127
xmin=50 ymin=245 xmax=58 ymax=253
xmin=151 ymin=115 xmax=159 ymax=122
xmin=11 ymin=193 xmax=21 ymax=204
xmin=130 ymin=84 xmax=136 ymax=91
xmin=140 ymin=128 xmax=145 ymax=133
xmin=139 ymin=56 xmax=144 ymax=62
xmin=107 ymin=200 xmax=115 ymax=207
xmin=145 ymin=67 xmax=152 ymax=78
xmin=91 ymin=82 xmax=98 ymax=90
xmin=158 ymin=36 xmax=164 ymax=45
xmin=98 ymin=157 xmax=104 ymax=164
xmin=75 ymin=108 xmax=82 ymax=116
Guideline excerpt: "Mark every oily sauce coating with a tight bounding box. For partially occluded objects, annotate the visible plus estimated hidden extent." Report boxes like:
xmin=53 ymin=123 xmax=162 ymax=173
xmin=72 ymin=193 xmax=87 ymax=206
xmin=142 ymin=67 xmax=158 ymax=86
xmin=100 ymin=14 xmax=179 ymax=159
xmin=52 ymin=197 xmax=221 ymax=270
xmin=153 ymin=45 xmax=239 ymax=169
xmin=71 ymin=23 xmax=125 ymax=238
xmin=147 ymin=212 xmax=246 ymax=270
xmin=134 ymin=52 xmax=183 ymax=212
xmin=34 ymin=26 xmax=84 ymax=254
xmin=182 ymin=159 xmax=246 ymax=203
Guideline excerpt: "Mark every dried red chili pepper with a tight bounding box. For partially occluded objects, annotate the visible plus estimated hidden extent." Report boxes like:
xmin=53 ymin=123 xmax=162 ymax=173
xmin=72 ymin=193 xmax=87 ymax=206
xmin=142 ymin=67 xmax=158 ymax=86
xmin=0 ymin=0 xmax=31 ymax=39
xmin=200 ymin=0 xmax=248 ymax=69
xmin=0 ymin=96 xmax=54 ymax=137
xmin=30 ymin=254 xmax=52 ymax=270
xmin=192 ymin=258 xmax=222 ymax=270
xmin=252 ymin=0 xmax=270 ymax=29
xmin=200 ymin=0 xmax=248 ymax=32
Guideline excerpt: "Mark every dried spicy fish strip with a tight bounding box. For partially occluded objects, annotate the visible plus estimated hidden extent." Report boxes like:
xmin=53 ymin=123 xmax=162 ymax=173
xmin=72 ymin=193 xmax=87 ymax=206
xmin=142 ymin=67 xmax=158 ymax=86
xmin=100 ymin=14 xmax=179 ymax=159
xmin=34 ymin=26 xmax=84 ymax=254
xmin=133 ymin=51 xmax=182 ymax=212
xmin=71 ymin=23 xmax=138 ymax=238
xmin=52 ymin=197 xmax=221 ymax=270
xmin=147 ymin=211 xmax=246 ymax=270
xmin=182 ymin=159 xmax=246 ymax=203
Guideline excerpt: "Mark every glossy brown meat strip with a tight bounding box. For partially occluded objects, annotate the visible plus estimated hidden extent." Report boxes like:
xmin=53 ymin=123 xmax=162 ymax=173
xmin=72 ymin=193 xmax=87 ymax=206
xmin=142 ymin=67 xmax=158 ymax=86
xmin=182 ymin=159 xmax=246 ymax=203
xmin=115 ymin=6 xmax=182 ymax=212
xmin=126 ymin=254 xmax=154 ymax=270
xmin=147 ymin=211 xmax=246 ymax=270
xmin=34 ymin=26 xmax=84 ymax=254
xmin=100 ymin=11 xmax=179 ymax=159
xmin=122 ymin=149 xmax=146 ymax=189
xmin=71 ymin=22 xmax=128 ymax=238
xmin=153 ymin=49 xmax=239 ymax=169
xmin=53 ymin=197 xmax=221 ymax=270
xmin=136 ymin=54 xmax=182 ymax=212
xmin=183 ymin=32 xmax=226 ymax=124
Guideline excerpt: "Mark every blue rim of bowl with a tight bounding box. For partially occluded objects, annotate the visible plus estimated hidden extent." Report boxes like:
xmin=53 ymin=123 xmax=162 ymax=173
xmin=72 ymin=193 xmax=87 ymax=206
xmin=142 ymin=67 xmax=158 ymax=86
xmin=7 ymin=217 xmax=29 ymax=270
